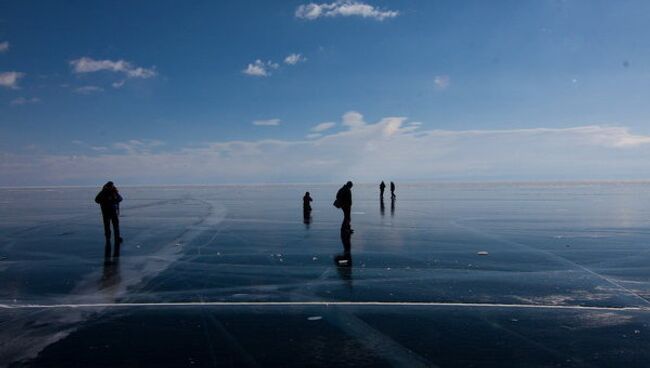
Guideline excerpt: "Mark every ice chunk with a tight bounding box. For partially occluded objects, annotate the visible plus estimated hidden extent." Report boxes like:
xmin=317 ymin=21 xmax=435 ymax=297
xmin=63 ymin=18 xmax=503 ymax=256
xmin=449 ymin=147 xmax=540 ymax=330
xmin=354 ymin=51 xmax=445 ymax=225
xmin=477 ymin=251 xmax=489 ymax=256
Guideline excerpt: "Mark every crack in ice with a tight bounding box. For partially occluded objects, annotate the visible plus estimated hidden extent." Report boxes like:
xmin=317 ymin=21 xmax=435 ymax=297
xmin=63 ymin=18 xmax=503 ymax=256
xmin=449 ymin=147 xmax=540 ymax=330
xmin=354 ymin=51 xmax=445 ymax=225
xmin=0 ymin=301 xmax=648 ymax=312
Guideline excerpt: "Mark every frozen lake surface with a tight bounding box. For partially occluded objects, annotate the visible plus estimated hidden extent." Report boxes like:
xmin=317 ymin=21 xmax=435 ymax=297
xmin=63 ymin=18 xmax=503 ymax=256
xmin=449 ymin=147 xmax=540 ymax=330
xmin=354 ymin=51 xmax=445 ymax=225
xmin=1 ymin=182 xmax=650 ymax=367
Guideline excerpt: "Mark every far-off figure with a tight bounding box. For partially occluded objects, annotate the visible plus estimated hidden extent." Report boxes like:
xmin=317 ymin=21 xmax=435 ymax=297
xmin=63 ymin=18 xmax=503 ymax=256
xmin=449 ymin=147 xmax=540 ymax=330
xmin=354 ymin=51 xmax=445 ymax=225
xmin=380 ymin=181 xmax=386 ymax=198
xmin=303 ymin=192 xmax=313 ymax=226
xmin=390 ymin=181 xmax=396 ymax=199
xmin=303 ymin=192 xmax=313 ymax=212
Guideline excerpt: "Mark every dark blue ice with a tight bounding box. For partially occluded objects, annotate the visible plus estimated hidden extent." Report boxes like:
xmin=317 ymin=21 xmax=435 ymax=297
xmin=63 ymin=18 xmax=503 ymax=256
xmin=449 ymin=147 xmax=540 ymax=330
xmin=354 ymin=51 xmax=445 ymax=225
xmin=1 ymin=183 xmax=650 ymax=367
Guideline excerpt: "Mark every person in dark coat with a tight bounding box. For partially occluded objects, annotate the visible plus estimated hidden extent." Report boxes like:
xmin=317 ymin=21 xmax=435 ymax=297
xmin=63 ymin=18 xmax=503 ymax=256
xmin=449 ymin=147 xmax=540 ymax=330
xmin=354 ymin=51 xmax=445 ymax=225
xmin=303 ymin=192 xmax=313 ymax=212
xmin=303 ymin=192 xmax=313 ymax=226
xmin=390 ymin=181 xmax=396 ymax=199
xmin=336 ymin=181 xmax=354 ymax=232
xmin=379 ymin=181 xmax=386 ymax=198
xmin=95 ymin=181 xmax=123 ymax=247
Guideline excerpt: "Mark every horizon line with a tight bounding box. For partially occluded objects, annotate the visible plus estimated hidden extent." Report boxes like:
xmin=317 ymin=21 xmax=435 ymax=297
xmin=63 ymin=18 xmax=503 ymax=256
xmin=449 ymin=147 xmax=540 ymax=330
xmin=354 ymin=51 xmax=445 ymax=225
xmin=4 ymin=179 xmax=650 ymax=190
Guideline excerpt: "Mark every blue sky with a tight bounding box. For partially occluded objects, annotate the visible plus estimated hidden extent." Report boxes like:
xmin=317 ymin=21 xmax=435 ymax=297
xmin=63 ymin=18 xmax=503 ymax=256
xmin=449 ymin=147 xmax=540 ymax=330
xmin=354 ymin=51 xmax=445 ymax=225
xmin=2 ymin=0 xmax=650 ymax=185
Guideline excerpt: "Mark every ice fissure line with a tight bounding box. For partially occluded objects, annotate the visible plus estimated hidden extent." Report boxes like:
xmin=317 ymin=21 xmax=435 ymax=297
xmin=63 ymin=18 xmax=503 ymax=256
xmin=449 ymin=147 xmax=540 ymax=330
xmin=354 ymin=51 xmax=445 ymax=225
xmin=449 ymin=219 xmax=650 ymax=306
xmin=0 ymin=301 xmax=647 ymax=312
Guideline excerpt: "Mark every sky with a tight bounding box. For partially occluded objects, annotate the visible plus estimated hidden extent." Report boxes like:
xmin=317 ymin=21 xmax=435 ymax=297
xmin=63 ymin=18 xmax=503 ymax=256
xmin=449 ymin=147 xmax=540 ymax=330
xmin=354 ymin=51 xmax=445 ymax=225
xmin=2 ymin=0 xmax=650 ymax=185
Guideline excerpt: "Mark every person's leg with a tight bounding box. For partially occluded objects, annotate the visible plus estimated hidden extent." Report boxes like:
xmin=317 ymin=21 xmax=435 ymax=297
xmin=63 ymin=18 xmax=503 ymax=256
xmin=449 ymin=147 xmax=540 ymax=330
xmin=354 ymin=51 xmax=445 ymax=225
xmin=342 ymin=206 xmax=351 ymax=230
xmin=102 ymin=212 xmax=112 ymax=243
xmin=111 ymin=213 xmax=121 ymax=245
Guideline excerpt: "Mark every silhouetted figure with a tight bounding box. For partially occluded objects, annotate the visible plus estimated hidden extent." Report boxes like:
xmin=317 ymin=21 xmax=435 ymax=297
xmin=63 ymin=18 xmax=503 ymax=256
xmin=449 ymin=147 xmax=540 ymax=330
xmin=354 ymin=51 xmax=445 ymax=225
xmin=390 ymin=181 xmax=396 ymax=199
xmin=379 ymin=181 xmax=386 ymax=198
xmin=303 ymin=192 xmax=313 ymax=227
xmin=303 ymin=192 xmax=313 ymax=211
xmin=380 ymin=197 xmax=385 ymax=216
xmin=391 ymin=196 xmax=395 ymax=217
xmin=95 ymin=181 xmax=123 ymax=248
xmin=334 ymin=181 xmax=353 ymax=232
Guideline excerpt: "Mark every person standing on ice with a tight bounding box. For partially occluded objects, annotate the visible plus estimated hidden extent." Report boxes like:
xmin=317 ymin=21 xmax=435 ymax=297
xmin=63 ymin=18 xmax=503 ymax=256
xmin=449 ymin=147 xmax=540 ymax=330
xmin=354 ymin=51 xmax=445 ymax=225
xmin=303 ymin=191 xmax=313 ymax=226
xmin=95 ymin=181 xmax=123 ymax=248
xmin=303 ymin=191 xmax=313 ymax=212
xmin=334 ymin=181 xmax=354 ymax=233
xmin=390 ymin=181 xmax=396 ymax=199
xmin=379 ymin=181 xmax=386 ymax=198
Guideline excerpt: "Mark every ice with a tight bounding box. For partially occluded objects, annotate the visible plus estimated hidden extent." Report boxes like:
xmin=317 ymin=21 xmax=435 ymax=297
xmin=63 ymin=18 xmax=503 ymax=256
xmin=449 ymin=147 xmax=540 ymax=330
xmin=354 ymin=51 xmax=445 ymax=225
xmin=2 ymin=183 xmax=650 ymax=366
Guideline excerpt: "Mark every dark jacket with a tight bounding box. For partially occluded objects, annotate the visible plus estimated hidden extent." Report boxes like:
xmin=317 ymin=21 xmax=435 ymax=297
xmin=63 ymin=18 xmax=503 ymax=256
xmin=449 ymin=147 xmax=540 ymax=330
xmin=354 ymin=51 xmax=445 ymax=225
xmin=336 ymin=186 xmax=352 ymax=208
xmin=95 ymin=189 xmax=122 ymax=213
xmin=303 ymin=195 xmax=312 ymax=209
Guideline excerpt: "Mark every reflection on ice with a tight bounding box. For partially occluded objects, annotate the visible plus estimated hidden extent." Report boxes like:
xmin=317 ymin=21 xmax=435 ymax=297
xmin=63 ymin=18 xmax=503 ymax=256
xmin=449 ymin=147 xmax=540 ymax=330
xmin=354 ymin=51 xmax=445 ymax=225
xmin=0 ymin=197 xmax=226 ymax=366
xmin=2 ymin=183 xmax=650 ymax=366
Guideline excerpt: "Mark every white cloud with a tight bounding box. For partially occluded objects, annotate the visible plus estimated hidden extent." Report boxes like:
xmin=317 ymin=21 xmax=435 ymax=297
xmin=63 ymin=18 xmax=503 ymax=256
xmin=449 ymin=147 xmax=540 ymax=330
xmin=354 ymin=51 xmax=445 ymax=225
xmin=0 ymin=41 xmax=9 ymax=53
xmin=243 ymin=59 xmax=279 ymax=77
xmin=69 ymin=57 xmax=157 ymax=83
xmin=112 ymin=80 xmax=126 ymax=89
xmin=5 ymin=112 xmax=650 ymax=185
xmin=311 ymin=121 xmax=336 ymax=132
xmin=113 ymin=139 xmax=163 ymax=154
xmin=434 ymin=75 xmax=450 ymax=90
xmin=72 ymin=140 xmax=109 ymax=152
xmin=74 ymin=85 xmax=104 ymax=94
xmin=295 ymin=1 xmax=399 ymax=21
xmin=342 ymin=110 xmax=365 ymax=128
xmin=243 ymin=61 xmax=267 ymax=77
xmin=10 ymin=97 xmax=40 ymax=106
xmin=0 ymin=71 xmax=25 ymax=89
xmin=284 ymin=53 xmax=307 ymax=65
xmin=253 ymin=118 xmax=281 ymax=126
xmin=306 ymin=133 xmax=322 ymax=139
